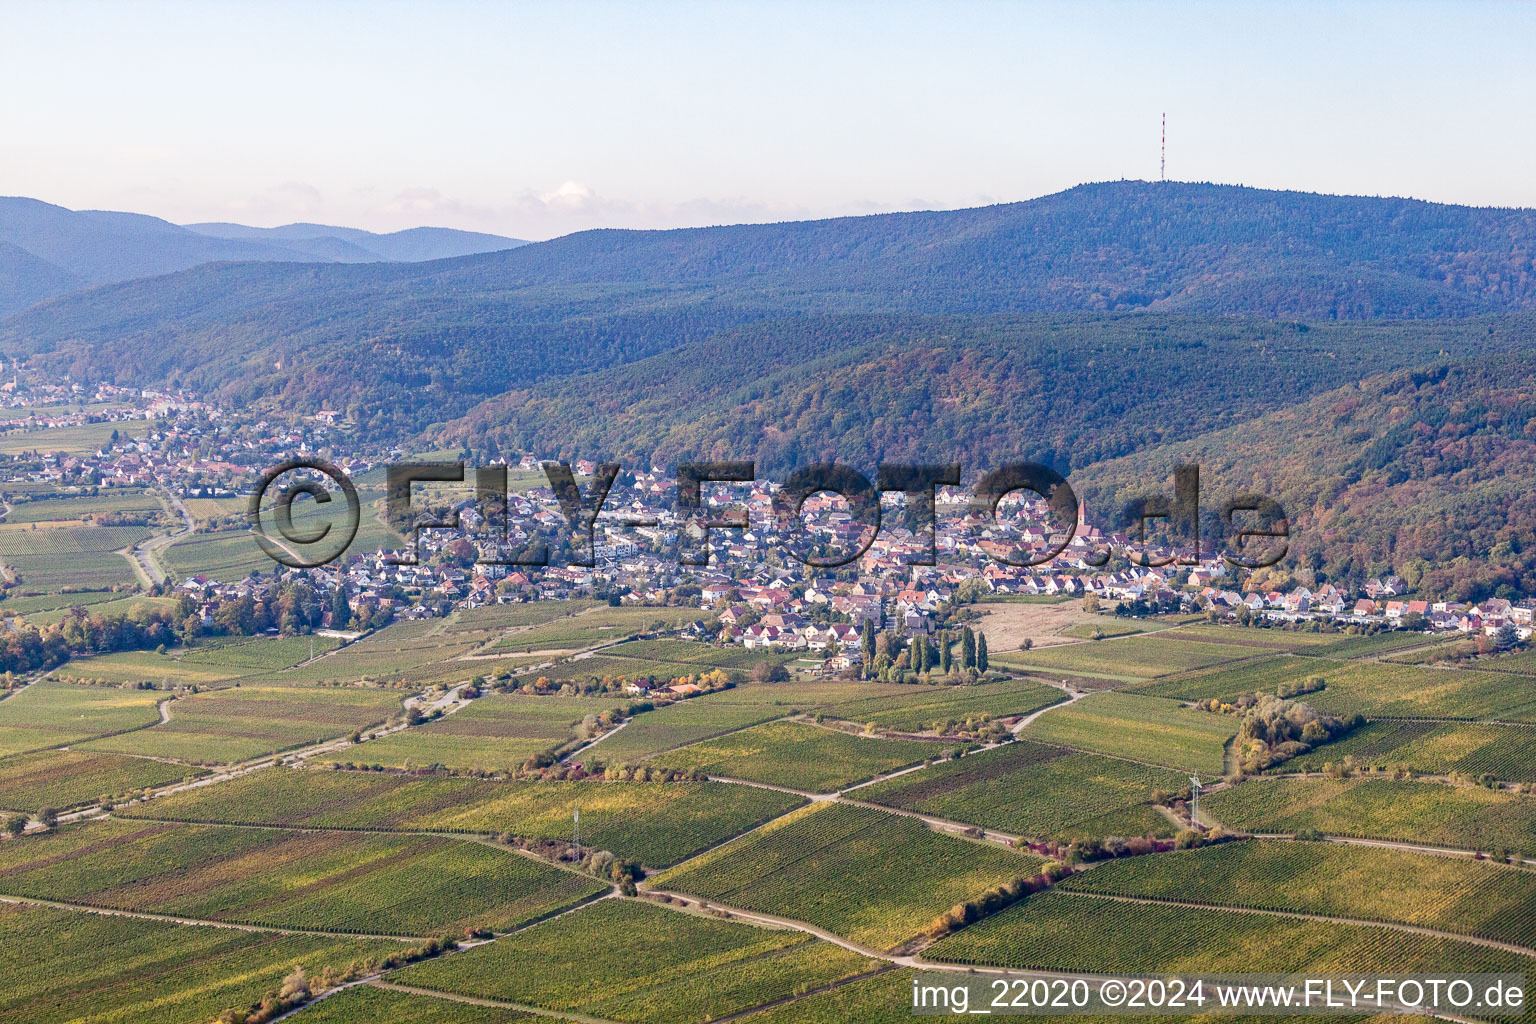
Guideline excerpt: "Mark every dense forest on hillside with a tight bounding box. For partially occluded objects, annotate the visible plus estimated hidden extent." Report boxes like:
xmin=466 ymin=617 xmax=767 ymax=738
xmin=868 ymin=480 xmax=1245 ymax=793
xmin=1076 ymin=351 xmax=1536 ymax=601
xmin=7 ymin=181 xmax=1536 ymax=434
xmin=444 ymin=313 xmax=1535 ymax=477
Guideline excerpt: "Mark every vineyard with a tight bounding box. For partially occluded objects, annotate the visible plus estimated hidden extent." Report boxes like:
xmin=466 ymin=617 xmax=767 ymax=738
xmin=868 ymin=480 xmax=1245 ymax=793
xmin=1281 ymin=719 xmax=1536 ymax=782
xmin=1160 ymin=624 xmax=1340 ymax=652
xmin=162 ymin=528 xmax=274 ymax=583
xmin=1302 ymin=661 xmax=1536 ymax=721
xmin=727 ymin=968 xmax=917 ymax=1024
xmin=853 ymin=739 xmax=1185 ymax=840
xmin=1019 ymin=692 xmax=1233 ymax=775
xmin=990 ymin=633 xmax=1256 ymax=680
xmin=827 ymin=677 xmax=1065 ymax=733
xmin=593 ymin=637 xmax=791 ymax=668
xmin=59 ymin=649 xmax=252 ymax=687
xmin=1204 ymin=776 xmax=1536 ymax=855
xmin=352 ymin=693 xmax=620 ymax=772
xmin=123 ymin=766 xmax=805 ymax=867
xmin=927 ymin=890 xmax=1534 ymax=983
xmin=585 ymin=693 xmax=786 ymax=762
xmin=179 ymin=634 xmax=342 ymax=670
xmin=82 ymin=684 xmax=403 ymax=764
xmin=0 ymin=903 xmax=403 ymax=1024
xmin=1129 ymin=654 xmax=1336 ymax=702
xmin=1299 ymin=631 xmax=1457 ymax=660
xmin=297 ymin=986 xmax=536 ymax=1022
xmin=650 ymin=802 xmax=1039 ymax=949
xmin=0 ymin=678 xmax=163 ymax=757
xmin=394 ymin=899 xmax=876 ymax=1022
xmin=1060 ymin=838 xmax=1536 ymax=948
xmin=0 ymin=818 xmax=603 ymax=936
xmin=0 ymin=523 xmax=149 ymax=590
xmin=671 ymin=678 xmax=918 ymax=709
xmin=0 ymin=748 xmax=203 ymax=812
xmin=1 ymin=487 xmax=162 ymax=524
xmin=648 ymin=720 xmax=938 ymax=792
xmin=489 ymin=606 xmax=705 ymax=653
xmin=264 ymin=625 xmax=488 ymax=687
xmin=442 ymin=598 xmax=598 ymax=633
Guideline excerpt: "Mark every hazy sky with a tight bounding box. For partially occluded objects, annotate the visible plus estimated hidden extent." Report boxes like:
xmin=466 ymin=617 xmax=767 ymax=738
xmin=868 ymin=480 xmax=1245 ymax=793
xmin=3 ymin=1 xmax=1532 ymax=239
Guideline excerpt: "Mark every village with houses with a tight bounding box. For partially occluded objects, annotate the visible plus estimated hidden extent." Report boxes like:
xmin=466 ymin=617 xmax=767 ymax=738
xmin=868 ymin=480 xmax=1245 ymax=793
xmin=0 ymin=368 xmax=1530 ymax=672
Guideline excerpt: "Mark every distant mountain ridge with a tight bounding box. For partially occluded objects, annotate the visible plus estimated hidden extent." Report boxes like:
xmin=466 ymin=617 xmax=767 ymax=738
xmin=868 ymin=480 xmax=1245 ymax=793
xmin=183 ymin=221 xmax=527 ymax=263
xmin=6 ymin=180 xmax=1536 ymax=435
xmin=7 ymin=179 xmax=1536 ymax=596
xmin=0 ymin=197 xmax=525 ymax=315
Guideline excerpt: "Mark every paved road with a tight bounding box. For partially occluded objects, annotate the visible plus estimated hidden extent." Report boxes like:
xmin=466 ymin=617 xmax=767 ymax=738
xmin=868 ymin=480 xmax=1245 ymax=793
xmin=124 ymin=487 xmax=195 ymax=585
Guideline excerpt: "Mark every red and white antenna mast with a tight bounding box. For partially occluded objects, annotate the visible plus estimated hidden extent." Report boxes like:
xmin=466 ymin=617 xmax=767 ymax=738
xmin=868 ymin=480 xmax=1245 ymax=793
xmin=1161 ymin=112 xmax=1166 ymax=181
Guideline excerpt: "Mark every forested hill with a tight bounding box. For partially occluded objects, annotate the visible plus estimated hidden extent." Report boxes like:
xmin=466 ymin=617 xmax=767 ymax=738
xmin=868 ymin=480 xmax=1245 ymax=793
xmin=6 ymin=180 xmax=1536 ymax=434
xmin=1073 ymin=349 xmax=1536 ymax=602
xmin=0 ymin=197 xmax=524 ymax=316
xmin=441 ymin=313 xmax=1536 ymax=477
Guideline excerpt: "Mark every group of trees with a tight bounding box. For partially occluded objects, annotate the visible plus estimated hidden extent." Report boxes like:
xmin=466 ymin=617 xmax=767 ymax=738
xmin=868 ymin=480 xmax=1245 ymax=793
xmin=859 ymin=625 xmax=988 ymax=683
xmin=1 ymin=806 xmax=57 ymax=839
xmin=1205 ymin=693 xmax=1365 ymax=773
xmin=926 ymin=864 xmax=1069 ymax=939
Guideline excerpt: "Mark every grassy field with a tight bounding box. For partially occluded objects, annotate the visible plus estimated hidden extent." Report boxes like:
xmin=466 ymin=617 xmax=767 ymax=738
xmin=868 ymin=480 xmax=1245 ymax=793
xmin=350 ymin=693 xmax=621 ymax=772
xmin=827 ymin=677 xmax=1065 ymax=733
xmin=651 ymin=802 xmax=1040 ymax=949
xmin=854 ymin=739 xmax=1186 ymax=840
xmin=1204 ymin=776 xmax=1536 ymax=855
xmin=0 ymin=588 xmax=120 ymax=616
xmin=0 ymin=903 xmax=403 ymax=1024
xmin=394 ymin=899 xmax=877 ymax=1022
xmin=0 ymin=679 xmax=163 ymax=756
xmin=0 ymin=420 xmax=124 ymax=455
xmin=589 ymin=691 xmax=788 ymax=762
xmin=1274 ymin=719 xmax=1536 ymax=782
xmin=927 ymin=890 xmax=1533 ymax=978
xmin=123 ymin=766 xmax=805 ymax=867
xmin=1061 ymin=838 xmax=1536 ymax=948
xmin=1020 ymin=692 xmax=1234 ymax=775
xmin=0 ymin=818 xmax=604 ymax=936
xmin=0 ymin=748 xmax=204 ymax=811
xmin=0 ymin=523 xmax=150 ymax=590
xmin=648 ymin=720 xmax=939 ymax=792
xmin=81 ymin=685 xmax=403 ymax=764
